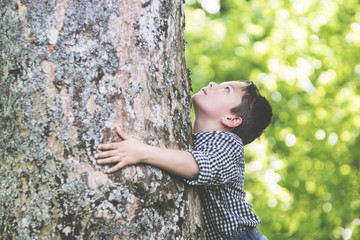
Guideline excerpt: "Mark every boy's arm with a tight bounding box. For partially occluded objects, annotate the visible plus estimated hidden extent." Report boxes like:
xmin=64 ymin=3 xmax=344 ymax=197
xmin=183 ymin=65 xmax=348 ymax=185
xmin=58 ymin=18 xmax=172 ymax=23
xmin=94 ymin=127 xmax=200 ymax=179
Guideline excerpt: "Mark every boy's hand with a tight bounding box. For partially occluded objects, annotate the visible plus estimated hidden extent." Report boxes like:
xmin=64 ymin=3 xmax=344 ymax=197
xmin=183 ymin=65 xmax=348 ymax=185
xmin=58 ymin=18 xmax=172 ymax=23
xmin=94 ymin=127 xmax=199 ymax=179
xmin=94 ymin=127 xmax=148 ymax=174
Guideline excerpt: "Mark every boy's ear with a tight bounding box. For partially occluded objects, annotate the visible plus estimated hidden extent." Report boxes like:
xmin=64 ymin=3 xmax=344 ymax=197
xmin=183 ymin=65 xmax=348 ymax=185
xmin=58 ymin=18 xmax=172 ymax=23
xmin=221 ymin=116 xmax=242 ymax=128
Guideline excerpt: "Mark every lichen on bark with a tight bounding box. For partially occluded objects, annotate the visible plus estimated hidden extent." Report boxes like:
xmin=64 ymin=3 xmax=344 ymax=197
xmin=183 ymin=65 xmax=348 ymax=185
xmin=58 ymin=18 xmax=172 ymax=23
xmin=0 ymin=0 xmax=203 ymax=239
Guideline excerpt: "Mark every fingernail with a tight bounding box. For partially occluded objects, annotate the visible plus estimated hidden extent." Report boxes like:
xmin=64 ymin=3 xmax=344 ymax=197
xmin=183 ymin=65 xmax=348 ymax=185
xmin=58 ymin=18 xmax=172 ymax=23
xmin=94 ymin=154 xmax=98 ymax=158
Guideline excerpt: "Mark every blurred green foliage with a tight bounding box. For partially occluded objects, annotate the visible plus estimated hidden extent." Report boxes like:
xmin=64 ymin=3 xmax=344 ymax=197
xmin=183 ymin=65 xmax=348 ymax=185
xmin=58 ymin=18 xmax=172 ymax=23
xmin=184 ymin=0 xmax=360 ymax=239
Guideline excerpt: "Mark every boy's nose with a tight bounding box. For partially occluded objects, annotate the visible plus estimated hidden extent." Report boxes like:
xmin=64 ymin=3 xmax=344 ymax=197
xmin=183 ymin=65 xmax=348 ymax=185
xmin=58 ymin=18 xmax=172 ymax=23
xmin=208 ymin=82 xmax=217 ymax=88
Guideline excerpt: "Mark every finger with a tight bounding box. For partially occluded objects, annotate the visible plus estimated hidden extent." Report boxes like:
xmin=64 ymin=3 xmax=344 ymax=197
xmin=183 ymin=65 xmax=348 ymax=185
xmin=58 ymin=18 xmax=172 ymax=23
xmin=96 ymin=156 xmax=120 ymax=165
xmin=98 ymin=143 xmax=119 ymax=150
xmin=94 ymin=150 xmax=116 ymax=159
xmin=106 ymin=162 xmax=124 ymax=174
xmin=116 ymin=127 xmax=130 ymax=140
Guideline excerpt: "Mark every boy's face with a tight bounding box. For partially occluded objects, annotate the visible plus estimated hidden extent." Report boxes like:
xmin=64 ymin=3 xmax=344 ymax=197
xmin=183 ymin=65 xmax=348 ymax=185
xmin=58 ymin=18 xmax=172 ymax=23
xmin=192 ymin=81 xmax=247 ymax=122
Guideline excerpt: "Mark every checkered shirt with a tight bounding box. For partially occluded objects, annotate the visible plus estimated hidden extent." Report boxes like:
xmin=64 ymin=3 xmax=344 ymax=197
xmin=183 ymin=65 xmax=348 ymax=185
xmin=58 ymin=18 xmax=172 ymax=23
xmin=185 ymin=131 xmax=261 ymax=240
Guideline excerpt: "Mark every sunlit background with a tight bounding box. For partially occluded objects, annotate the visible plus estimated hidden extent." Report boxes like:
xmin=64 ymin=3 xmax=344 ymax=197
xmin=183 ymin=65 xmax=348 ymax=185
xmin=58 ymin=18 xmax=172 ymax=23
xmin=184 ymin=0 xmax=360 ymax=239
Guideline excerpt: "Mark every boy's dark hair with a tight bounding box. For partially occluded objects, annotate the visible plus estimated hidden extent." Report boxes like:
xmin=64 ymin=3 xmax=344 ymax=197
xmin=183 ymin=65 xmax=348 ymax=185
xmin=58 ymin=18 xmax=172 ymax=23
xmin=231 ymin=81 xmax=272 ymax=145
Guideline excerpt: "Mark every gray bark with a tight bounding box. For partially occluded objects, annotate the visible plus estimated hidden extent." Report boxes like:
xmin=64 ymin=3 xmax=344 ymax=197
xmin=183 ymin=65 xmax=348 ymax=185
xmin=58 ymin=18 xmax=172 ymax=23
xmin=0 ymin=0 xmax=203 ymax=239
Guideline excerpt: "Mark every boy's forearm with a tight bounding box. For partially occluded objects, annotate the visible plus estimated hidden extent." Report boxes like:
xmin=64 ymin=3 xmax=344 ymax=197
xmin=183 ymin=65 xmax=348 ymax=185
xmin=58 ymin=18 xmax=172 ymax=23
xmin=141 ymin=145 xmax=199 ymax=179
xmin=95 ymin=128 xmax=199 ymax=178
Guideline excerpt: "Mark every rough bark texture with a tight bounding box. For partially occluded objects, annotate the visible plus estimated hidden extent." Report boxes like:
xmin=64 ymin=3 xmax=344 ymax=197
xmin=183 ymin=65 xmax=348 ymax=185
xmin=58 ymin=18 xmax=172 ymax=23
xmin=0 ymin=0 xmax=203 ymax=239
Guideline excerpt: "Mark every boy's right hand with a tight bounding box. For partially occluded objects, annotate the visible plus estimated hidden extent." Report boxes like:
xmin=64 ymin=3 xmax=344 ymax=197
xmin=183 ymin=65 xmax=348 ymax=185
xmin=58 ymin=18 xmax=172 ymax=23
xmin=95 ymin=127 xmax=199 ymax=179
xmin=94 ymin=127 xmax=149 ymax=174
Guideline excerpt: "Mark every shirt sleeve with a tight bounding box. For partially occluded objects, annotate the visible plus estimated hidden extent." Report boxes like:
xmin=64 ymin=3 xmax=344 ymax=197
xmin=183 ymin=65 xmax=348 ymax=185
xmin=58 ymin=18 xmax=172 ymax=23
xmin=185 ymin=132 xmax=244 ymax=186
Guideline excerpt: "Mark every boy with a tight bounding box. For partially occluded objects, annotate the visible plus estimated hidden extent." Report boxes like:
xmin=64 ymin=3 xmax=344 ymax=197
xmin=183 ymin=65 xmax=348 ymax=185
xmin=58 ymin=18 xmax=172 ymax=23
xmin=94 ymin=81 xmax=272 ymax=240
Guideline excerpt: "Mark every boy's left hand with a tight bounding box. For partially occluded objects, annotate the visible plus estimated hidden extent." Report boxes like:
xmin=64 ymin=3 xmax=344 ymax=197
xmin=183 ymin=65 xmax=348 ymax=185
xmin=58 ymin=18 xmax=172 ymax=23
xmin=94 ymin=127 xmax=148 ymax=174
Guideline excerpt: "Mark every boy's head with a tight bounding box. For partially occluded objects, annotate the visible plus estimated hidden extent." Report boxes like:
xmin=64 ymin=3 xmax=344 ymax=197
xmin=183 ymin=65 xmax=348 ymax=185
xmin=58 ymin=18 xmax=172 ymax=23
xmin=192 ymin=81 xmax=272 ymax=145
xmin=230 ymin=81 xmax=272 ymax=144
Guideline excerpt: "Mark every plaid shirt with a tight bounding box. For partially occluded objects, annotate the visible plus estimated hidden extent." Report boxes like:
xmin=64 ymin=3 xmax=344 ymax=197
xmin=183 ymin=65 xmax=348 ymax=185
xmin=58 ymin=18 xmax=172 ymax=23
xmin=185 ymin=131 xmax=261 ymax=240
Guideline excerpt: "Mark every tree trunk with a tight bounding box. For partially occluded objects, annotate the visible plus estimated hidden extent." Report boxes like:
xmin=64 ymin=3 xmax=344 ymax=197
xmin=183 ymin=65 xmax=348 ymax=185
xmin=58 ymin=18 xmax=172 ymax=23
xmin=0 ymin=0 xmax=203 ymax=239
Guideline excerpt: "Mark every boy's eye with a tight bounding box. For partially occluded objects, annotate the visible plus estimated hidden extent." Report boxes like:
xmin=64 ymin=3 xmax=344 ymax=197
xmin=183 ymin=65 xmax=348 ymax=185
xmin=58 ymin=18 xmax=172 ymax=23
xmin=225 ymin=86 xmax=230 ymax=92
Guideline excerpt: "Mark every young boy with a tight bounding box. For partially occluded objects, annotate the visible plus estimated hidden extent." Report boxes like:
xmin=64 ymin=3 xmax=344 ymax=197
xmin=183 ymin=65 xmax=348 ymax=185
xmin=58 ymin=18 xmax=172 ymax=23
xmin=94 ymin=81 xmax=272 ymax=240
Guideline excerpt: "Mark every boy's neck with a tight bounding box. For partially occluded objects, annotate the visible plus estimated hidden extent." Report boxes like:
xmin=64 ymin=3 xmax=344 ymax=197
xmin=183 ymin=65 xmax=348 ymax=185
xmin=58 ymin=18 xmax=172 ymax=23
xmin=193 ymin=117 xmax=228 ymax=133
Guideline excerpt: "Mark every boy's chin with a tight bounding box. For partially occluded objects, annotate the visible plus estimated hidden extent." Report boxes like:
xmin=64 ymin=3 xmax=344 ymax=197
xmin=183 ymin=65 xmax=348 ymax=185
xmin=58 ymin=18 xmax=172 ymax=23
xmin=190 ymin=94 xmax=198 ymax=103
xmin=191 ymin=96 xmax=202 ymax=107
xmin=191 ymin=93 xmax=203 ymax=101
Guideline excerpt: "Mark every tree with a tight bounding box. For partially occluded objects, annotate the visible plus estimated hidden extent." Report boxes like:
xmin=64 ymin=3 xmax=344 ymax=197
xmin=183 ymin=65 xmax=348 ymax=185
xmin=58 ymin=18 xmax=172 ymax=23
xmin=0 ymin=0 xmax=203 ymax=239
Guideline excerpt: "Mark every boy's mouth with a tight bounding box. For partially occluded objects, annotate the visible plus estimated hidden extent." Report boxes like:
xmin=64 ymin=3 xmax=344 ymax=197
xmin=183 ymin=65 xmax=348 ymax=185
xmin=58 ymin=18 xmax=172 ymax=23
xmin=202 ymin=88 xmax=207 ymax=95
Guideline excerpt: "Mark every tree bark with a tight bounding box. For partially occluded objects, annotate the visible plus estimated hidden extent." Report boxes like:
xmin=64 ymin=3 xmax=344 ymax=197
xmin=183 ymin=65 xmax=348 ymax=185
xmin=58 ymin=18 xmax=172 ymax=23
xmin=0 ymin=0 xmax=203 ymax=239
